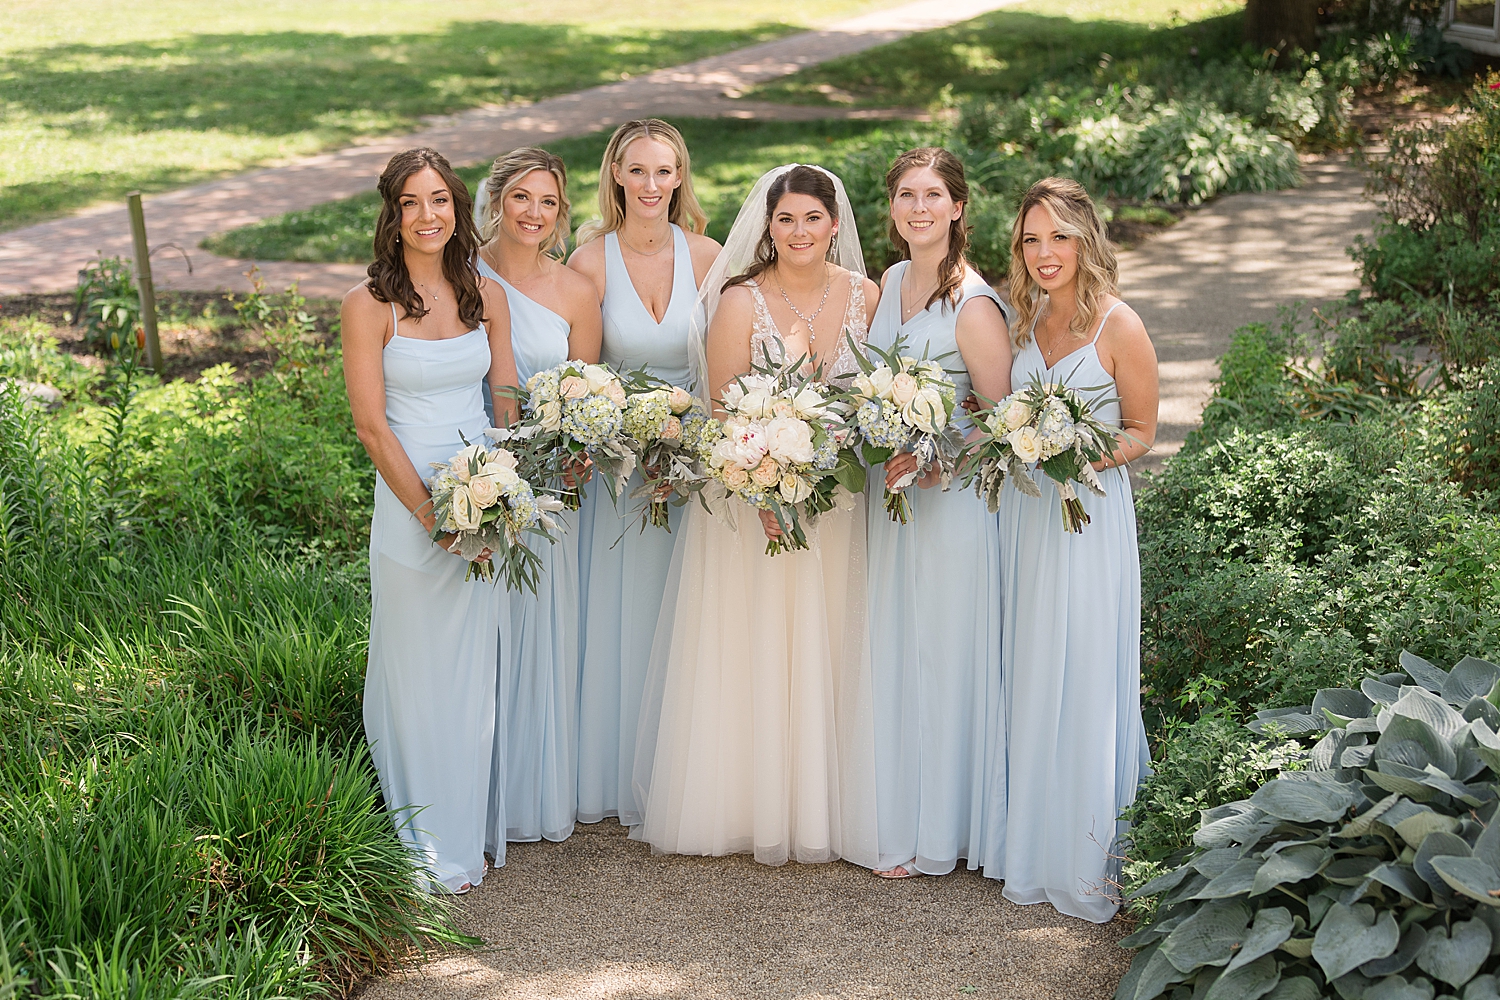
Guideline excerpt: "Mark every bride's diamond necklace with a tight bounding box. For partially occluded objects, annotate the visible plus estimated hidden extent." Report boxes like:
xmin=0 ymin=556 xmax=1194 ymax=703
xmin=778 ymin=265 xmax=832 ymax=327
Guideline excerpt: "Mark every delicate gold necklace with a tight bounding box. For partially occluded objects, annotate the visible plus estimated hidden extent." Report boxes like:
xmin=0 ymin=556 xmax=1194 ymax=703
xmin=620 ymin=228 xmax=670 ymax=257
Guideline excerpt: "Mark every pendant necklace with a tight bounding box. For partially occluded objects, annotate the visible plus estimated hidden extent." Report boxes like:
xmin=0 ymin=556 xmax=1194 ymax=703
xmin=779 ymin=265 xmax=832 ymax=328
xmin=620 ymin=229 xmax=670 ymax=257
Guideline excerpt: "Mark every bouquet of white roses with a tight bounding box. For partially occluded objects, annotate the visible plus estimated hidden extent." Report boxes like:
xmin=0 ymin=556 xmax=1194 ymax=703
xmin=618 ymin=377 xmax=720 ymax=532
xmin=518 ymin=360 xmax=636 ymax=509
xmin=426 ymin=432 xmax=567 ymax=591
xmin=704 ymin=352 xmax=865 ymax=556
xmin=844 ymin=334 xmax=965 ymax=523
xmin=965 ymin=372 xmax=1119 ymax=532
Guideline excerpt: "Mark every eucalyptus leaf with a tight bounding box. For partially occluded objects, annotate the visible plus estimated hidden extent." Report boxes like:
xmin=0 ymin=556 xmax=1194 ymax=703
xmin=1204 ymin=954 xmax=1281 ymax=1000
xmin=1402 ymin=650 xmax=1451 ymax=694
xmin=1225 ymin=908 xmax=1294 ymax=975
xmin=1429 ymin=855 xmax=1500 ymax=908
xmin=1414 ymin=919 xmax=1491 ymax=987
xmin=1162 ymin=899 xmax=1255 ymax=973
xmin=1362 ymin=924 xmax=1427 ymax=977
xmin=1313 ymin=903 xmax=1400 ymax=980
xmin=1254 ymin=845 xmax=1330 ymax=895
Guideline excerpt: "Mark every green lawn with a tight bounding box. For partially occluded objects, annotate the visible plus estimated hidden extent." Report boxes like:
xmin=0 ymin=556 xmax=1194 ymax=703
xmin=745 ymin=0 xmax=1244 ymax=107
xmin=202 ymin=118 xmax=909 ymax=263
xmin=0 ymin=0 xmax=898 ymax=231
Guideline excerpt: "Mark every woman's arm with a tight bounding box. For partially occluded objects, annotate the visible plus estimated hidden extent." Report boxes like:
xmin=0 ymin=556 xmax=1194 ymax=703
xmin=341 ymin=287 xmax=448 ymax=538
xmin=559 ymin=265 xmax=604 ymax=364
xmin=566 ymin=238 xmax=608 ymax=303
xmin=1095 ymin=302 xmax=1159 ymax=469
xmin=481 ymin=279 xmax=520 ymax=426
xmin=686 ymin=232 xmax=723 ymax=288
xmin=706 ymin=286 xmax=755 ymax=415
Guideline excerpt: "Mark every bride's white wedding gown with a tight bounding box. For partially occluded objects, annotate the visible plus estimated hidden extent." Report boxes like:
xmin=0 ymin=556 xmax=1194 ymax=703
xmin=630 ymin=272 xmax=879 ymax=868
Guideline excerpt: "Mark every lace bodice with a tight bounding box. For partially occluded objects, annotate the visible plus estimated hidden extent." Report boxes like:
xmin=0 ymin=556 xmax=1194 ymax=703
xmin=747 ymin=270 xmax=868 ymax=387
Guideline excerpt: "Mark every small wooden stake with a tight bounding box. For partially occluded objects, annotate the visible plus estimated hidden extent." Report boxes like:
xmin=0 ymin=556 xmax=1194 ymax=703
xmin=126 ymin=192 xmax=164 ymax=371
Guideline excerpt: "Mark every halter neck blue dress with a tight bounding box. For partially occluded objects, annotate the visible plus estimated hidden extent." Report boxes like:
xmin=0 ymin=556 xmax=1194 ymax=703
xmin=576 ymin=225 xmax=698 ymax=826
xmin=476 ymin=260 xmax=580 ymax=858
xmin=865 ymin=262 xmax=1010 ymax=876
xmin=982 ymin=300 xmax=1150 ymax=923
xmin=363 ymin=301 xmax=501 ymax=892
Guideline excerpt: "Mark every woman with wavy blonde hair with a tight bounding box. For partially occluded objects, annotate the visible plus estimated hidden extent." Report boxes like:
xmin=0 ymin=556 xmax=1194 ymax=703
xmin=474 ymin=146 xmax=602 ymax=860
xmin=567 ymin=118 xmax=719 ymax=829
xmin=982 ymin=176 xmax=1158 ymax=922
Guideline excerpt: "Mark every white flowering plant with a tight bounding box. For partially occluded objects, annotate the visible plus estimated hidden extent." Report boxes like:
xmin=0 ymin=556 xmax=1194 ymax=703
xmin=425 ymin=431 xmax=567 ymax=591
xmin=842 ymin=333 xmax=965 ymax=524
xmin=618 ymin=376 xmax=718 ymax=533
xmin=515 ymin=360 xmax=636 ymax=509
xmin=965 ymin=371 xmax=1120 ymax=533
xmin=704 ymin=350 xmax=865 ymax=556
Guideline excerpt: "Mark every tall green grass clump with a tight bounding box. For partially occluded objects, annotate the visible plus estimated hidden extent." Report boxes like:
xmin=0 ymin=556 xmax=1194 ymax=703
xmin=0 ymin=319 xmax=464 ymax=996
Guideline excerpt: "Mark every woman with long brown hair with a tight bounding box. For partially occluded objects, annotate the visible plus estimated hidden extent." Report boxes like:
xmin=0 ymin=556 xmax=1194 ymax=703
xmin=985 ymin=177 xmax=1157 ymax=921
xmin=473 ymin=147 xmax=601 ymax=859
xmin=342 ymin=146 xmax=518 ymax=894
xmin=567 ymin=119 xmax=720 ymax=829
xmin=865 ymin=147 xmax=1014 ymax=881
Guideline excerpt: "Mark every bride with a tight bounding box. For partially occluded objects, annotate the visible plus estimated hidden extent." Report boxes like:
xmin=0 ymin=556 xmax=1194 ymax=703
xmin=631 ymin=164 xmax=881 ymax=867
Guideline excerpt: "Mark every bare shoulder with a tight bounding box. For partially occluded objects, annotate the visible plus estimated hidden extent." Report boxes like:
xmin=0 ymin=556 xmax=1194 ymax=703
xmin=478 ymin=275 xmax=510 ymax=320
xmin=551 ymin=258 xmax=598 ymax=302
xmin=1099 ymin=297 xmax=1150 ymax=345
xmin=716 ymin=282 xmax=756 ymax=314
xmin=341 ymin=282 xmax=387 ymax=331
xmin=685 ymin=231 xmax=722 ymax=282
xmin=567 ymin=236 xmax=605 ymax=272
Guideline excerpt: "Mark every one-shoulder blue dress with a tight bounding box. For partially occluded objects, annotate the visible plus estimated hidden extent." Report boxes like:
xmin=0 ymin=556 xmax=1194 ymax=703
xmin=477 ymin=260 xmax=580 ymax=858
xmin=576 ymin=226 xmax=700 ymax=826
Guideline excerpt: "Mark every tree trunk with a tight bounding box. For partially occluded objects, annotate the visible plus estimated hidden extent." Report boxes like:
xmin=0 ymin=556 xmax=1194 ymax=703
xmin=1245 ymin=0 xmax=1319 ymax=54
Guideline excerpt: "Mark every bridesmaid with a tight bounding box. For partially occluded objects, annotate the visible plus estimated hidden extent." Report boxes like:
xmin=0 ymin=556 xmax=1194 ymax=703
xmin=987 ymin=177 xmax=1157 ymax=922
xmin=342 ymin=147 xmax=518 ymax=893
xmin=567 ymin=119 xmax=721 ymax=827
xmin=474 ymin=147 xmax=603 ymax=858
xmin=865 ymin=148 xmax=1013 ymax=880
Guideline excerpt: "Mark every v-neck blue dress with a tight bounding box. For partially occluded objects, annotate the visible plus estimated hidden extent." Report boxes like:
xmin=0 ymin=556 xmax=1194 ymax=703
xmin=477 ymin=260 xmax=580 ymax=858
xmin=576 ymin=225 xmax=699 ymax=826
xmin=982 ymin=301 xmax=1150 ymax=923
xmin=865 ymin=262 xmax=1010 ymax=876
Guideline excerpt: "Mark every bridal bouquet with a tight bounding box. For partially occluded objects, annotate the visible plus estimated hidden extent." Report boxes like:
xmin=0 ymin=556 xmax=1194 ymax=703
xmin=619 ymin=378 xmax=718 ymax=532
xmin=704 ymin=354 xmax=865 ymax=556
xmin=518 ymin=361 xmax=636 ymax=508
xmin=966 ymin=373 xmax=1118 ymax=532
xmin=426 ymin=433 xmax=567 ymax=591
xmin=844 ymin=335 xmax=965 ymax=523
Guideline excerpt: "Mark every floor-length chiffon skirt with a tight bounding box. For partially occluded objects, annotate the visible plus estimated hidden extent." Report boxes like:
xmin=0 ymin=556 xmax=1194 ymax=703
xmin=631 ymin=494 xmax=879 ymax=868
xmin=366 ymin=476 xmax=501 ymax=891
xmin=987 ymin=465 xmax=1149 ymax=923
xmin=576 ymin=473 xmax=683 ymax=826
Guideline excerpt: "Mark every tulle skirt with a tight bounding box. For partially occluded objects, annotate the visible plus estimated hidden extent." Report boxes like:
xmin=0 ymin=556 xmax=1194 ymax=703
xmin=631 ymin=491 xmax=879 ymax=868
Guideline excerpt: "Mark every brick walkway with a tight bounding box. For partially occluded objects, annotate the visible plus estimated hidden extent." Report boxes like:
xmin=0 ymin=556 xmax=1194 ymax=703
xmin=0 ymin=0 xmax=1020 ymax=299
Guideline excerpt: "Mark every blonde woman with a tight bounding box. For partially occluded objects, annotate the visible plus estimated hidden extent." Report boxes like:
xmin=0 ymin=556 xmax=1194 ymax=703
xmin=474 ymin=147 xmax=602 ymax=861
xmin=984 ymin=177 xmax=1157 ymax=922
xmin=567 ymin=120 xmax=720 ymax=828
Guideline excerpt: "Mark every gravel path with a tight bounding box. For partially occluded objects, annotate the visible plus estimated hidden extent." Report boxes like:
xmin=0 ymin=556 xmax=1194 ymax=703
xmin=363 ymin=820 xmax=1132 ymax=1000
xmin=0 ymin=0 xmax=1021 ymax=298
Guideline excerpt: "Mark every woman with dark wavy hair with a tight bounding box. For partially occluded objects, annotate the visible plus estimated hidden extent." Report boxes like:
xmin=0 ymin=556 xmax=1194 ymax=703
xmin=865 ymin=147 xmax=1014 ymax=882
xmin=342 ymin=146 xmax=519 ymax=894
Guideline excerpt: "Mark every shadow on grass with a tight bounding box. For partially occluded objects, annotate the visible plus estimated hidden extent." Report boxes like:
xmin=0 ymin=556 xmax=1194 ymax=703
xmin=748 ymin=7 xmax=1247 ymax=106
xmin=203 ymin=118 xmax=901 ymax=263
xmin=0 ymin=20 xmax=794 ymax=227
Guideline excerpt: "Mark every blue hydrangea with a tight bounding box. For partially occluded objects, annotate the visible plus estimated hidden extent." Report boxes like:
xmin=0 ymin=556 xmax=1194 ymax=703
xmin=524 ymin=366 xmax=564 ymax=415
xmin=681 ymin=404 xmax=721 ymax=459
xmin=501 ymin=476 xmax=533 ymax=500
xmin=811 ymin=432 xmax=839 ymax=471
xmin=622 ymin=393 xmax=672 ymax=442
xmin=856 ymin=398 xmax=910 ymax=451
xmin=507 ymin=490 xmax=540 ymax=530
xmin=561 ymin=393 xmax=623 ymax=447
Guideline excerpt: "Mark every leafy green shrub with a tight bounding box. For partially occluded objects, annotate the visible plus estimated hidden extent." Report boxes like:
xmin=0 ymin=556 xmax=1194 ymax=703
xmin=1419 ymin=361 xmax=1500 ymax=498
xmin=72 ymin=256 xmax=140 ymax=354
xmin=0 ymin=315 xmax=95 ymax=399
xmin=1117 ymin=651 xmax=1500 ymax=1000
xmin=1351 ymin=218 xmax=1500 ymax=307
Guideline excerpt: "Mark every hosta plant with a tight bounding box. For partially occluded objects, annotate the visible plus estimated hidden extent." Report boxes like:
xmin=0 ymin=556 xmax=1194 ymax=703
xmin=1118 ymin=651 xmax=1500 ymax=1000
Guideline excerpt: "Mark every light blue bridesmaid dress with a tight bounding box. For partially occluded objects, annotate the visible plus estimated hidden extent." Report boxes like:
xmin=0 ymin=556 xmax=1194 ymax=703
xmin=364 ymin=301 xmax=502 ymax=892
xmin=984 ymin=300 xmax=1150 ymax=923
xmin=865 ymin=262 xmax=1010 ymax=876
xmin=576 ymin=226 xmax=698 ymax=826
xmin=477 ymin=260 xmax=580 ymax=857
